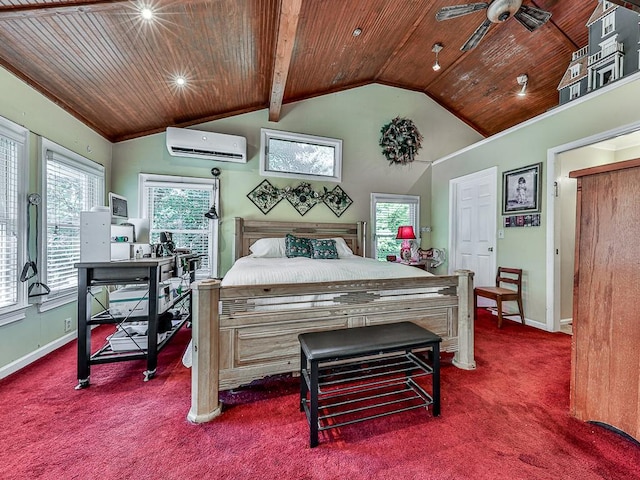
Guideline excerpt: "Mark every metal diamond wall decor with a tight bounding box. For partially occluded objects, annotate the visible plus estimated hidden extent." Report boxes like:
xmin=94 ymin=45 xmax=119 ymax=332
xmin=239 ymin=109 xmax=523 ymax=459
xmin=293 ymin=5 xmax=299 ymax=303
xmin=246 ymin=179 xmax=283 ymax=215
xmin=322 ymin=185 xmax=353 ymax=217
xmin=284 ymin=183 xmax=321 ymax=216
xmin=246 ymin=181 xmax=353 ymax=217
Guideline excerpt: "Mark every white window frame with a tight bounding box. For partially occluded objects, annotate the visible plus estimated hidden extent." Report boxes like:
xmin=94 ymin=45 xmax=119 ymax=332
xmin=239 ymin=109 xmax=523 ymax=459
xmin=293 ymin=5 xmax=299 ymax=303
xmin=569 ymin=83 xmax=581 ymax=99
xmin=259 ymin=128 xmax=342 ymax=183
xmin=39 ymin=138 xmax=105 ymax=309
xmin=602 ymin=12 xmax=615 ymax=37
xmin=370 ymin=193 xmax=420 ymax=261
xmin=138 ymin=174 xmax=219 ymax=278
xmin=570 ymin=64 xmax=581 ymax=79
xmin=0 ymin=116 xmax=29 ymax=325
xmin=598 ymin=63 xmax=617 ymax=87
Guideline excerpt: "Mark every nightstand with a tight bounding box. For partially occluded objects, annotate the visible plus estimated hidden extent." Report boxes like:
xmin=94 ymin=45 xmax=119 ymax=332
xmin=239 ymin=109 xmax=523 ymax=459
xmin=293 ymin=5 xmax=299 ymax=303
xmin=398 ymin=260 xmax=428 ymax=270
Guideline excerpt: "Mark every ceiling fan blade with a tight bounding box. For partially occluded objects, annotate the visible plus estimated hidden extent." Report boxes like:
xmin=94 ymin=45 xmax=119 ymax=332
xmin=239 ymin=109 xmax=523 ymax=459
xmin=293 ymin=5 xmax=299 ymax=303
xmin=436 ymin=3 xmax=489 ymax=21
xmin=514 ymin=5 xmax=552 ymax=32
xmin=461 ymin=18 xmax=492 ymax=51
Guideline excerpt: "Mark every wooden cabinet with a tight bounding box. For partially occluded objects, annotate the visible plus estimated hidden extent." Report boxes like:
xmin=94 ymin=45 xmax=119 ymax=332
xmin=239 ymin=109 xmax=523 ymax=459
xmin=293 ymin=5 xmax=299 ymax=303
xmin=569 ymin=158 xmax=640 ymax=442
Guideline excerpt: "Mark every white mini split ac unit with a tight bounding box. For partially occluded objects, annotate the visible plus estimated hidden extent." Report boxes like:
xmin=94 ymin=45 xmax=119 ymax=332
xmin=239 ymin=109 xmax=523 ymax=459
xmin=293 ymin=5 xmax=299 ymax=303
xmin=165 ymin=127 xmax=247 ymax=163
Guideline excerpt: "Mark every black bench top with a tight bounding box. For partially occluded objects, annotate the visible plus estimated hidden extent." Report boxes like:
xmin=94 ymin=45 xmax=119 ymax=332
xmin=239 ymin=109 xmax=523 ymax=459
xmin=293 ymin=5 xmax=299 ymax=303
xmin=298 ymin=321 xmax=441 ymax=362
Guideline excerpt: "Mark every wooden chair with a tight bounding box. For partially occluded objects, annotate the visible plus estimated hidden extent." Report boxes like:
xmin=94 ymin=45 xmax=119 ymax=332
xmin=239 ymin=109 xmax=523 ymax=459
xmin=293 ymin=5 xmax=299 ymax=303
xmin=474 ymin=267 xmax=524 ymax=328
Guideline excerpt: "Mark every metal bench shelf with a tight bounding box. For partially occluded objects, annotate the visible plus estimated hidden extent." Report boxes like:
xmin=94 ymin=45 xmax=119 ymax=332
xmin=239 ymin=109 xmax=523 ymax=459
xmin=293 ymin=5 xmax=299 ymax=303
xmin=299 ymin=322 xmax=441 ymax=447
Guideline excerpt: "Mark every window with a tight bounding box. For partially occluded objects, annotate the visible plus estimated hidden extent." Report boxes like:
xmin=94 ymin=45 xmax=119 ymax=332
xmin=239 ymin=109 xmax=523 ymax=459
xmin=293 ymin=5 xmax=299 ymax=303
xmin=0 ymin=117 xmax=28 ymax=321
xmin=139 ymin=174 xmax=218 ymax=278
xmin=599 ymin=65 xmax=616 ymax=87
xmin=41 ymin=139 xmax=104 ymax=302
xmin=371 ymin=193 xmax=420 ymax=261
xmin=569 ymin=83 xmax=581 ymax=100
xmin=570 ymin=64 xmax=581 ymax=79
xmin=260 ymin=128 xmax=342 ymax=183
xmin=602 ymin=12 xmax=615 ymax=36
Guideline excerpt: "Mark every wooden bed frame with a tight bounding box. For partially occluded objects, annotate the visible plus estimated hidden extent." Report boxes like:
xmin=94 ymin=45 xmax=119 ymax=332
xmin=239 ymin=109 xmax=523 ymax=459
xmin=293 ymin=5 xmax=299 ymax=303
xmin=187 ymin=218 xmax=475 ymax=423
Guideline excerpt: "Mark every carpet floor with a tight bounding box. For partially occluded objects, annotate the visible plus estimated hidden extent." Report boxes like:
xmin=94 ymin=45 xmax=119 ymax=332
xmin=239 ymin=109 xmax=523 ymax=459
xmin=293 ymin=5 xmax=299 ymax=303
xmin=0 ymin=309 xmax=638 ymax=480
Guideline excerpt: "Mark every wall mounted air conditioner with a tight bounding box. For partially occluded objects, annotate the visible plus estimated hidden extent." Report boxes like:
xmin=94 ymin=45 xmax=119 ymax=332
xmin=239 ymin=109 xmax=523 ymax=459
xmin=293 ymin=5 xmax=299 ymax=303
xmin=165 ymin=127 xmax=247 ymax=163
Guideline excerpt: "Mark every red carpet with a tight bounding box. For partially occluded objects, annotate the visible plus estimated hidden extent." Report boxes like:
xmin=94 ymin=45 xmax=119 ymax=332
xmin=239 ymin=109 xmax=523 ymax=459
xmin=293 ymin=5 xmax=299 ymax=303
xmin=1 ymin=310 xmax=639 ymax=480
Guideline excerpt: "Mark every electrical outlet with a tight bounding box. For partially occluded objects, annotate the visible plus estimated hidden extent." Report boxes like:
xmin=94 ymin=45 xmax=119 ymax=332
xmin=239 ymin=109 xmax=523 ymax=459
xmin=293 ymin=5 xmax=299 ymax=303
xmin=64 ymin=318 xmax=73 ymax=332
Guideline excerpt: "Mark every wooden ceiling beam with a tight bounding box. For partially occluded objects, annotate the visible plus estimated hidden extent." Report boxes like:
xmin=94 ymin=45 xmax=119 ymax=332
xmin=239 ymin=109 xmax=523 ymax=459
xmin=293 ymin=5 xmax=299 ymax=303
xmin=531 ymin=0 xmax=580 ymax=51
xmin=268 ymin=0 xmax=302 ymax=122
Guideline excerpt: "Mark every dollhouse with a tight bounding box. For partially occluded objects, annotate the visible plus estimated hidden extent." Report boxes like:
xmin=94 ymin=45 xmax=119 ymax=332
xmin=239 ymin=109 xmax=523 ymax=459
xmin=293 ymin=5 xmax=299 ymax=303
xmin=558 ymin=0 xmax=640 ymax=104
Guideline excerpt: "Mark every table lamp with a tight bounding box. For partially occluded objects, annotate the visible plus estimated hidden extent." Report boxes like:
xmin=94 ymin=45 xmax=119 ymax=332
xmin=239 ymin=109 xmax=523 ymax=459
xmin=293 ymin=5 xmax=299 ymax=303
xmin=396 ymin=225 xmax=416 ymax=261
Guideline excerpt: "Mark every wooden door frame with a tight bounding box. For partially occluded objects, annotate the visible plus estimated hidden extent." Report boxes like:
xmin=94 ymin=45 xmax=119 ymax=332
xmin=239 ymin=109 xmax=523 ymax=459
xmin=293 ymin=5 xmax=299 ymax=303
xmin=546 ymin=120 xmax=640 ymax=332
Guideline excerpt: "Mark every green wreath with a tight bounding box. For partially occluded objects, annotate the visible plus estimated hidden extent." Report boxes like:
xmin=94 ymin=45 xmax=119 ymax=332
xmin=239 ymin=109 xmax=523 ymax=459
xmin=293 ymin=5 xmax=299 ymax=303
xmin=379 ymin=117 xmax=423 ymax=165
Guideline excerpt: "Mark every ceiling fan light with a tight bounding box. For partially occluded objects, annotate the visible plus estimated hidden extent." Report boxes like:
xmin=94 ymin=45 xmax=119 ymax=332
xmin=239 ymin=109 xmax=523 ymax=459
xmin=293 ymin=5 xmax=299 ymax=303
xmin=487 ymin=0 xmax=523 ymax=23
xmin=517 ymin=73 xmax=528 ymax=96
xmin=432 ymin=60 xmax=441 ymax=72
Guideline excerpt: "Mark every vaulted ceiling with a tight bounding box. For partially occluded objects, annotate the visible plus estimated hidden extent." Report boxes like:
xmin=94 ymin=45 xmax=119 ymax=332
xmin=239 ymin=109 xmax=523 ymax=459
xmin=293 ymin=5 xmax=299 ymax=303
xmin=0 ymin=0 xmax=633 ymax=143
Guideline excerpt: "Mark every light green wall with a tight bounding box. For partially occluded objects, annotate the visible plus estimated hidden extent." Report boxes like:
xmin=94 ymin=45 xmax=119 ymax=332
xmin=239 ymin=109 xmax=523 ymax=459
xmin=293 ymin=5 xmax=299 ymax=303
xmin=0 ymin=66 xmax=112 ymax=370
xmin=557 ymin=146 xmax=615 ymax=320
xmin=429 ymin=75 xmax=640 ymax=327
xmin=557 ymin=140 xmax=640 ymax=321
xmin=112 ymin=84 xmax=482 ymax=275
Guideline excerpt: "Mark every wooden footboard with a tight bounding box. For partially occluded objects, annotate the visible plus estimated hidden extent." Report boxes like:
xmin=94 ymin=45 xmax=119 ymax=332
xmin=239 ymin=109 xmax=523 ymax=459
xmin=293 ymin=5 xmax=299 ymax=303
xmin=187 ymin=270 xmax=475 ymax=423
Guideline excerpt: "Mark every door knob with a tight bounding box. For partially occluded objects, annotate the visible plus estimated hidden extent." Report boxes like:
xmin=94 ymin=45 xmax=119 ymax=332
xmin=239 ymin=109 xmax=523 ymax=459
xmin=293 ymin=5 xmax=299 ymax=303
xmin=488 ymin=247 xmax=494 ymax=252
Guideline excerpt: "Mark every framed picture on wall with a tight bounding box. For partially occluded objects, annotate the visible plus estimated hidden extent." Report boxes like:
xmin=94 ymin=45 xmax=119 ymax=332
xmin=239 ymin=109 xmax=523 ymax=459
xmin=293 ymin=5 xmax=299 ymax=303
xmin=502 ymin=162 xmax=542 ymax=215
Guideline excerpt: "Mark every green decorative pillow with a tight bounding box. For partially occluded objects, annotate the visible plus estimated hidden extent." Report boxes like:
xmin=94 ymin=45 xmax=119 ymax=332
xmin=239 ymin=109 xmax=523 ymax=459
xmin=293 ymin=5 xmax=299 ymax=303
xmin=285 ymin=234 xmax=311 ymax=258
xmin=310 ymin=238 xmax=339 ymax=260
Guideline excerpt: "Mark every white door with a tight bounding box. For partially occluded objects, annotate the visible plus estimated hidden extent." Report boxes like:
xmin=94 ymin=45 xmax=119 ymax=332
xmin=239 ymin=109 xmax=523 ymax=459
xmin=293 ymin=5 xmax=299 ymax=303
xmin=449 ymin=167 xmax=497 ymax=304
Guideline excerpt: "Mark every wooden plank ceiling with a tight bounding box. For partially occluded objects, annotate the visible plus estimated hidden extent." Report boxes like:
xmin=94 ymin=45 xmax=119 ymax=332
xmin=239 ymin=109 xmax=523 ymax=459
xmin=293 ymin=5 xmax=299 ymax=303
xmin=0 ymin=0 xmax=602 ymax=142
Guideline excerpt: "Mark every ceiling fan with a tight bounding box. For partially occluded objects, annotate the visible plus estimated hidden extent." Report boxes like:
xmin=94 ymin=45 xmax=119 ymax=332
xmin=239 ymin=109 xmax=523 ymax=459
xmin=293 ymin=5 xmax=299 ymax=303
xmin=436 ymin=0 xmax=552 ymax=52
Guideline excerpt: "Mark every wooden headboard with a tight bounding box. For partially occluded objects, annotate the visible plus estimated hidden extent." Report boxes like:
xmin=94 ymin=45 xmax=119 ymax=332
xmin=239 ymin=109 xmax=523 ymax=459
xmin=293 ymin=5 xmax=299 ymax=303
xmin=233 ymin=217 xmax=366 ymax=260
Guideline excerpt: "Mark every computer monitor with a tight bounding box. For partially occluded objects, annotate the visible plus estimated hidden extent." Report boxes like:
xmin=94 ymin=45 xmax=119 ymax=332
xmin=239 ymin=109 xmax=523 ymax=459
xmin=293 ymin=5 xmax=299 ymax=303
xmin=108 ymin=192 xmax=128 ymax=222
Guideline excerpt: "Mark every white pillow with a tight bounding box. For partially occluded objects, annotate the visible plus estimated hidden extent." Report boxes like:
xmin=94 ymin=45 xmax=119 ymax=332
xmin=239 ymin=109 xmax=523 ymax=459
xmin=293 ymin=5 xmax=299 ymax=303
xmin=249 ymin=237 xmax=286 ymax=258
xmin=331 ymin=237 xmax=355 ymax=257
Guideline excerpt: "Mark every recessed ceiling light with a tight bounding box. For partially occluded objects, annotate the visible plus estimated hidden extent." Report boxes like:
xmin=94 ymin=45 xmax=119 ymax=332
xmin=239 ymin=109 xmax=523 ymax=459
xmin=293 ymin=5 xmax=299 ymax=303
xmin=352 ymin=28 xmax=362 ymax=37
xmin=140 ymin=6 xmax=154 ymax=20
xmin=175 ymin=76 xmax=186 ymax=87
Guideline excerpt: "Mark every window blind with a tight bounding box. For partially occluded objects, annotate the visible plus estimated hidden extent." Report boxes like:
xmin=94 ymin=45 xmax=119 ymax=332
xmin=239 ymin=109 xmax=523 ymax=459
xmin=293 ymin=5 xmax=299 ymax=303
xmin=0 ymin=134 xmax=20 ymax=308
xmin=371 ymin=194 xmax=419 ymax=261
xmin=143 ymin=183 xmax=213 ymax=277
xmin=43 ymin=146 xmax=104 ymax=298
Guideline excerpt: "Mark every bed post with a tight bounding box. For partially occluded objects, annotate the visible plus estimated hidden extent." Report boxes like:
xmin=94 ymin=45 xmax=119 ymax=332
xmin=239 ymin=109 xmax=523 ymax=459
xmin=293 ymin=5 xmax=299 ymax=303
xmin=234 ymin=217 xmax=244 ymax=261
xmin=187 ymin=279 xmax=222 ymax=423
xmin=357 ymin=221 xmax=366 ymax=257
xmin=452 ymin=269 xmax=476 ymax=370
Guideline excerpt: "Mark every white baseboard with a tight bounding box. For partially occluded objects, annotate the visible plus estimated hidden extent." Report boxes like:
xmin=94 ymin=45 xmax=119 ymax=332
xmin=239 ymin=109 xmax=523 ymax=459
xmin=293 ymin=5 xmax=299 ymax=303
xmin=0 ymin=331 xmax=77 ymax=380
xmin=486 ymin=309 xmax=549 ymax=331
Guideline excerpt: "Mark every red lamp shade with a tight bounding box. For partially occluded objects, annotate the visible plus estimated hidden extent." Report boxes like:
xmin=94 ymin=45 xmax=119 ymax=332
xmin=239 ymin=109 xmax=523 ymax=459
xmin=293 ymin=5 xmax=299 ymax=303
xmin=396 ymin=225 xmax=416 ymax=240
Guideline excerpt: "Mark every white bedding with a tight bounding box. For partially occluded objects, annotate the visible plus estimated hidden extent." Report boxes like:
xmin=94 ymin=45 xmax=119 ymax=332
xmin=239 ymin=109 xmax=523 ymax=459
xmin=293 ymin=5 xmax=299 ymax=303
xmin=220 ymin=255 xmax=432 ymax=286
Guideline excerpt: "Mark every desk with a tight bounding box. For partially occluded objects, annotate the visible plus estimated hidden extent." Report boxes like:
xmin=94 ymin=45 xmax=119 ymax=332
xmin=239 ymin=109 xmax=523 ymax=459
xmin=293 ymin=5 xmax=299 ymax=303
xmin=299 ymin=322 xmax=441 ymax=447
xmin=74 ymin=257 xmax=195 ymax=389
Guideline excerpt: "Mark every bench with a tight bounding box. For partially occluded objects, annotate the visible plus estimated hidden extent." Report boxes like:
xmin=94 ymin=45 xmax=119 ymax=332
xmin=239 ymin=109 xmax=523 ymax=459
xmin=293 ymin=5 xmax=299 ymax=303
xmin=298 ymin=321 xmax=442 ymax=447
